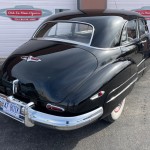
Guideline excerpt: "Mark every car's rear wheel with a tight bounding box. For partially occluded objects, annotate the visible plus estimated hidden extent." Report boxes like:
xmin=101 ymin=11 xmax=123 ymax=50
xmin=104 ymin=98 xmax=126 ymax=123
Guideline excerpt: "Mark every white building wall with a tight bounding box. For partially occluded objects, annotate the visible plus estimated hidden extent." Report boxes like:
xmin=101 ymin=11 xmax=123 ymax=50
xmin=0 ymin=0 xmax=77 ymax=58
xmin=1 ymin=0 xmax=150 ymax=58
xmin=108 ymin=0 xmax=150 ymax=10
xmin=107 ymin=0 xmax=150 ymax=28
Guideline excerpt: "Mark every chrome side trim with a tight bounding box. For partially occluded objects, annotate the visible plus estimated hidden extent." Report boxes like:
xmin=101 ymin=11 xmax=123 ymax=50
xmin=107 ymin=78 xmax=138 ymax=103
xmin=109 ymin=73 xmax=137 ymax=95
xmin=138 ymin=67 xmax=147 ymax=74
xmin=137 ymin=59 xmax=145 ymax=67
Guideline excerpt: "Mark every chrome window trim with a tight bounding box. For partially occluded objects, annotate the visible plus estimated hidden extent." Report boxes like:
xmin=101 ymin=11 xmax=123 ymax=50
xmin=32 ymin=20 xmax=95 ymax=46
xmin=121 ymin=19 xmax=139 ymax=46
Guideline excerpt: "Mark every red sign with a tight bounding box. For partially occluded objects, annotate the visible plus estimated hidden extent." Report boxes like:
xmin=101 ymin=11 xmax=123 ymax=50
xmin=7 ymin=10 xmax=42 ymax=17
xmin=136 ymin=10 xmax=150 ymax=16
xmin=0 ymin=5 xmax=52 ymax=21
xmin=135 ymin=10 xmax=150 ymax=20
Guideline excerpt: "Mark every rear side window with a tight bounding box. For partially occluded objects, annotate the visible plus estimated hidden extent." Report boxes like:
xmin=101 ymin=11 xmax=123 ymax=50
xmin=121 ymin=20 xmax=138 ymax=45
xmin=127 ymin=20 xmax=138 ymax=41
xmin=139 ymin=19 xmax=149 ymax=36
xmin=34 ymin=22 xmax=93 ymax=44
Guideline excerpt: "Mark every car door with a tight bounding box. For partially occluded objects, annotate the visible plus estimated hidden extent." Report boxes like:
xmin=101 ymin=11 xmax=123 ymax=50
xmin=138 ymin=18 xmax=150 ymax=60
xmin=120 ymin=19 xmax=145 ymax=75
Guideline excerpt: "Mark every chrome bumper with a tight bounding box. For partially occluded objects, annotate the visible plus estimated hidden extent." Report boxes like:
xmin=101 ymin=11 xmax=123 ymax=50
xmin=0 ymin=94 xmax=103 ymax=130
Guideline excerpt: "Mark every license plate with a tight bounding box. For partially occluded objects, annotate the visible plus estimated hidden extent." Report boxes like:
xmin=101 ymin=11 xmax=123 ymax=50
xmin=3 ymin=101 xmax=21 ymax=119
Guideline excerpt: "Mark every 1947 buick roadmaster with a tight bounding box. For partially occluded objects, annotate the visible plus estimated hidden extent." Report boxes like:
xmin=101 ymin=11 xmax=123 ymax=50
xmin=0 ymin=9 xmax=150 ymax=130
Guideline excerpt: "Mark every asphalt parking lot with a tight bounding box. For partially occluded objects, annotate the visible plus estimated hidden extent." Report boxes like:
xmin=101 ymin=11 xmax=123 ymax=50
xmin=0 ymin=59 xmax=150 ymax=150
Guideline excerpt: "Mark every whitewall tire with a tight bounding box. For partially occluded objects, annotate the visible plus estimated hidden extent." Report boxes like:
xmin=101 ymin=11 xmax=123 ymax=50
xmin=104 ymin=98 xmax=126 ymax=123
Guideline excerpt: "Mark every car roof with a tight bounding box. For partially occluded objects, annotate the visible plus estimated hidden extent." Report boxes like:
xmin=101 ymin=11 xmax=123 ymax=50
xmin=45 ymin=9 xmax=144 ymax=23
xmin=40 ymin=9 xmax=144 ymax=48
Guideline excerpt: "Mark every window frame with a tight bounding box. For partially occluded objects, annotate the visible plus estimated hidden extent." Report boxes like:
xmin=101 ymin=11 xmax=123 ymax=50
xmin=32 ymin=21 xmax=95 ymax=46
xmin=138 ymin=18 xmax=149 ymax=38
xmin=120 ymin=19 xmax=139 ymax=46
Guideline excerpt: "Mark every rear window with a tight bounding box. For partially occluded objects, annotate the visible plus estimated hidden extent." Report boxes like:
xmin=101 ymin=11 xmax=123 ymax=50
xmin=34 ymin=22 xmax=93 ymax=44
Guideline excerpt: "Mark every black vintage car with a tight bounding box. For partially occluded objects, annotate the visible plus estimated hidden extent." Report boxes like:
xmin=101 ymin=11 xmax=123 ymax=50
xmin=0 ymin=9 xmax=149 ymax=130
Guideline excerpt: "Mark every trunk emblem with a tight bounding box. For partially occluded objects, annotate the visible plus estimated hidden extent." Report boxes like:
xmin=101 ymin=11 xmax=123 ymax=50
xmin=21 ymin=56 xmax=41 ymax=62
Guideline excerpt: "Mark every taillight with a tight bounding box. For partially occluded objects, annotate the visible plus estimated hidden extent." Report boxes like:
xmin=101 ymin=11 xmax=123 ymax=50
xmin=46 ymin=104 xmax=65 ymax=112
xmin=90 ymin=91 xmax=105 ymax=100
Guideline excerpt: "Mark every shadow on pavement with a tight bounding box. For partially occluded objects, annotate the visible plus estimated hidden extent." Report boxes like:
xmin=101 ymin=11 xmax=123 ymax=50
xmin=1 ymin=57 xmax=150 ymax=150
xmin=0 ymin=116 xmax=110 ymax=150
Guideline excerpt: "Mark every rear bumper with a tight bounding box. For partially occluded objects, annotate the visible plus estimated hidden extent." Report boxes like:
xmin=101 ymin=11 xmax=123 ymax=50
xmin=0 ymin=94 xmax=103 ymax=130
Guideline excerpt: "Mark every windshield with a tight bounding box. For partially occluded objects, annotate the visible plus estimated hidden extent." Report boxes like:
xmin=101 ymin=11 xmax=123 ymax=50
xmin=34 ymin=22 xmax=93 ymax=44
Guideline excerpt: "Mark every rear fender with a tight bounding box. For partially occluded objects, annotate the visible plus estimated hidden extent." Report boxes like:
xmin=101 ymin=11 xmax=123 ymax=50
xmin=101 ymin=61 xmax=138 ymax=118
xmin=65 ymin=60 xmax=137 ymax=114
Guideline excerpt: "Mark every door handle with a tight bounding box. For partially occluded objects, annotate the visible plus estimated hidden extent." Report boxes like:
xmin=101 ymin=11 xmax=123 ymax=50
xmin=140 ymin=40 xmax=147 ymax=44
